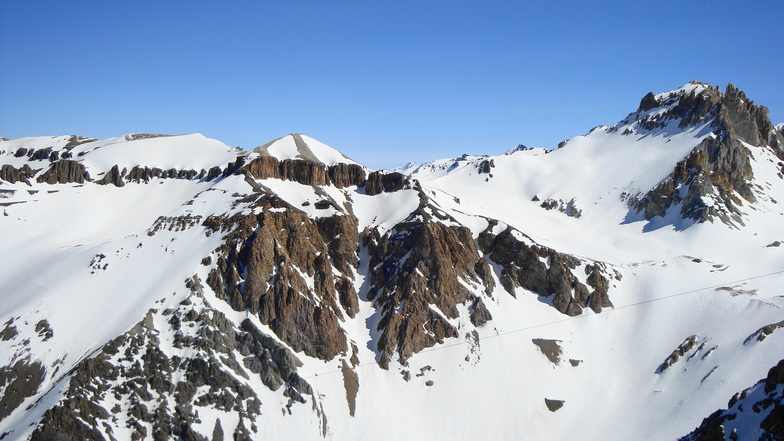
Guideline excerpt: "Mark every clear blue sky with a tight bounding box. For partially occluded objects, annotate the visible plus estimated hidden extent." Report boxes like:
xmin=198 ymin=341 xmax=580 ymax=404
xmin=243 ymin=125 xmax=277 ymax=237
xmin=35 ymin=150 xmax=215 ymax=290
xmin=1 ymin=1 xmax=782 ymax=169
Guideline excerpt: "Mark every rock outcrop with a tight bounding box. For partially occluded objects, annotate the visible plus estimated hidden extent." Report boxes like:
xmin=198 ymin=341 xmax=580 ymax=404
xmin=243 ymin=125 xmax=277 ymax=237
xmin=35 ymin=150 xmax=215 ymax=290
xmin=96 ymin=164 xmax=126 ymax=187
xmin=479 ymin=224 xmax=613 ymax=316
xmin=0 ymin=359 xmax=46 ymax=422
xmin=364 ymin=171 xmax=410 ymax=196
xmin=657 ymin=335 xmax=699 ymax=374
xmin=124 ymin=166 xmax=201 ymax=183
xmin=35 ymin=159 xmax=90 ymax=184
xmin=29 ymin=289 xmax=316 ymax=441
xmin=632 ymin=83 xmax=784 ymax=226
xmin=364 ymin=211 xmax=494 ymax=368
xmin=206 ymin=196 xmax=353 ymax=361
xmin=0 ymin=164 xmax=38 ymax=184
xmin=243 ymin=156 xmax=366 ymax=188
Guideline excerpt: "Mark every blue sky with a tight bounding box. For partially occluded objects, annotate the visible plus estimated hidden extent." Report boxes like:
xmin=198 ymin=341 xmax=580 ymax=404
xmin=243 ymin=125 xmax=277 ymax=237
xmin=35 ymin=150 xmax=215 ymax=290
xmin=1 ymin=1 xmax=782 ymax=169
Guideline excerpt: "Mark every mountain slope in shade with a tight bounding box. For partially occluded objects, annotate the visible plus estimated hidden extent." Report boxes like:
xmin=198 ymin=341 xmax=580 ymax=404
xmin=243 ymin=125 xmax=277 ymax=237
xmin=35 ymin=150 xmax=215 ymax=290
xmin=0 ymin=82 xmax=783 ymax=440
xmin=680 ymin=357 xmax=784 ymax=441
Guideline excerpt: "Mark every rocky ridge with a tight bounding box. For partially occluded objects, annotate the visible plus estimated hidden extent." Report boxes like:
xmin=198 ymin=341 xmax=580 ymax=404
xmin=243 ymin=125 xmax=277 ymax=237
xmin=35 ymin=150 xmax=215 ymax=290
xmin=630 ymin=82 xmax=784 ymax=226
xmin=25 ymin=279 xmax=321 ymax=441
xmin=0 ymin=82 xmax=782 ymax=441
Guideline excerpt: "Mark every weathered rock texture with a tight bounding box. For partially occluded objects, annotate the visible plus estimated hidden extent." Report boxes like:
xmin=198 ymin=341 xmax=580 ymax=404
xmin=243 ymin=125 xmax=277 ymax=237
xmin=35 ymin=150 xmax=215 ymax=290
xmin=478 ymin=223 xmax=613 ymax=316
xmin=363 ymin=198 xmax=495 ymax=368
xmin=205 ymin=196 xmax=355 ymax=361
xmin=96 ymin=165 xmax=126 ymax=187
xmin=243 ymin=155 xmax=367 ymax=189
xmin=29 ymin=289 xmax=315 ymax=441
xmin=0 ymin=359 xmax=46 ymax=422
xmin=36 ymin=160 xmax=90 ymax=184
xmin=633 ymin=83 xmax=784 ymax=226
xmin=0 ymin=164 xmax=38 ymax=184
xmin=125 ymin=166 xmax=202 ymax=183
xmin=364 ymin=171 xmax=410 ymax=196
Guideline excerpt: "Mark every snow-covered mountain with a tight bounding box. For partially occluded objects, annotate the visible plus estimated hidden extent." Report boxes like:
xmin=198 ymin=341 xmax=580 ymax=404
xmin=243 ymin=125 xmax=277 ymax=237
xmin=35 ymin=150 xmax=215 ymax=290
xmin=1 ymin=82 xmax=783 ymax=441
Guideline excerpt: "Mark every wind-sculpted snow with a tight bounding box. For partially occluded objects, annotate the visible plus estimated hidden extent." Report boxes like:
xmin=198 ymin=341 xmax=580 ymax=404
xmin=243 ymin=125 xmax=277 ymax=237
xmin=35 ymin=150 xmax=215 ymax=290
xmin=1 ymin=82 xmax=784 ymax=440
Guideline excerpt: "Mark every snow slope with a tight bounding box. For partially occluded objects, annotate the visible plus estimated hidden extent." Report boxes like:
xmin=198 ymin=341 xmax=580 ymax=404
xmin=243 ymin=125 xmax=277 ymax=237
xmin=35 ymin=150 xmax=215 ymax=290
xmin=1 ymin=83 xmax=783 ymax=440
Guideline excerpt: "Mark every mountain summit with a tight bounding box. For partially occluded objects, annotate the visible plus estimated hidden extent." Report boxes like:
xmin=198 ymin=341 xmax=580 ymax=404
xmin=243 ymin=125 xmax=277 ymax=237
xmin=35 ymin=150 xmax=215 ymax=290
xmin=0 ymin=82 xmax=783 ymax=441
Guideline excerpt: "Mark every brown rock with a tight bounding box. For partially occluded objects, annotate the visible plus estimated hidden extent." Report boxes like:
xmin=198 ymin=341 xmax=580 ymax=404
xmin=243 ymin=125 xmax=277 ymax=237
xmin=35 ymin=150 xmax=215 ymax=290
xmin=315 ymin=215 xmax=360 ymax=277
xmin=633 ymin=83 xmax=784 ymax=226
xmin=207 ymin=197 xmax=349 ymax=361
xmin=96 ymin=165 xmax=126 ymax=187
xmin=364 ymin=171 xmax=409 ymax=196
xmin=366 ymin=220 xmax=487 ymax=368
xmin=244 ymin=156 xmax=281 ymax=180
xmin=327 ymin=163 xmax=366 ymax=188
xmin=280 ymin=159 xmax=328 ymax=186
xmin=0 ymin=359 xmax=46 ymax=421
xmin=0 ymin=164 xmax=38 ymax=184
xmin=469 ymin=297 xmax=492 ymax=327
xmin=36 ymin=159 xmax=90 ymax=184
xmin=545 ymin=398 xmax=564 ymax=412
xmin=483 ymin=226 xmax=609 ymax=316
xmin=336 ymin=277 xmax=359 ymax=319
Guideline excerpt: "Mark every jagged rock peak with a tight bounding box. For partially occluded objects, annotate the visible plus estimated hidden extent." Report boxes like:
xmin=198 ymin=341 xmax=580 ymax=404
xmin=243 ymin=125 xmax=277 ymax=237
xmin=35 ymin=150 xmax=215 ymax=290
xmin=632 ymin=81 xmax=784 ymax=154
xmin=505 ymin=144 xmax=531 ymax=155
xmin=252 ymin=133 xmax=360 ymax=167
xmin=630 ymin=82 xmax=784 ymax=226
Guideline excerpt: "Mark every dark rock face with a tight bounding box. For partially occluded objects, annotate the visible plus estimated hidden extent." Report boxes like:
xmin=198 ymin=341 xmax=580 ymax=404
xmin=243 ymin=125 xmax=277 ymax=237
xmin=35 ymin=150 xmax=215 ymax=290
xmin=0 ymin=164 xmax=38 ymax=184
xmin=95 ymin=164 xmax=126 ymax=187
xmin=480 ymin=226 xmax=613 ymax=316
xmin=632 ymin=83 xmax=784 ymax=226
xmin=364 ymin=171 xmax=410 ymax=196
xmin=124 ymin=166 xmax=200 ymax=183
xmin=477 ymin=159 xmax=494 ymax=174
xmin=634 ymin=135 xmax=755 ymax=226
xmin=29 ymin=147 xmax=53 ymax=161
xmin=637 ymin=83 xmax=723 ymax=131
xmin=243 ymin=156 xmax=366 ymax=188
xmin=720 ymin=84 xmax=784 ymax=155
xmin=364 ymin=217 xmax=493 ymax=368
xmin=532 ymin=339 xmax=562 ymax=365
xmin=745 ymin=320 xmax=784 ymax=344
xmin=341 ymin=360 xmax=359 ymax=417
xmin=244 ymin=156 xmax=281 ymax=180
xmin=680 ymin=359 xmax=784 ymax=441
xmin=63 ymin=135 xmax=96 ymax=149
xmin=30 ymin=289 xmax=315 ymax=441
xmin=279 ymin=159 xmax=328 ymax=186
xmin=638 ymin=92 xmax=658 ymax=112
xmin=34 ymin=319 xmax=53 ymax=342
xmin=0 ymin=359 xmax=46 ymax=421
xmin=206 ymin=197 xmax=352 ymax=361
xmin=469 ymin=298 xmax=492 ymax=327
xmin=657 ymin=335 xmax=698 ymax=374
xmin=544 ymin=398 xmax=565 ymax=412
xmin=36 ymin=159 xmax=90 ymax=184
xmin=328 ymin=163 xmax=366 ymax=189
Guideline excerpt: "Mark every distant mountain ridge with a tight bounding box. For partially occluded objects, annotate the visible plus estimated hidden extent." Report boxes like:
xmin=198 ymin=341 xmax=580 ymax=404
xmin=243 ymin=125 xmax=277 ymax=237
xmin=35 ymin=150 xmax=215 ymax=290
xmin=0 ymin=82 xmax=783 ymax=441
